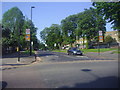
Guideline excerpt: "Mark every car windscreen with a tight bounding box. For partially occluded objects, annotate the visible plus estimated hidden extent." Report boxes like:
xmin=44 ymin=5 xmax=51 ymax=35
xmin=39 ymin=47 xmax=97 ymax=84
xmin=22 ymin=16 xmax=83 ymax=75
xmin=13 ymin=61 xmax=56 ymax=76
xmin=72 ymin=48 xmax=78 ymax=50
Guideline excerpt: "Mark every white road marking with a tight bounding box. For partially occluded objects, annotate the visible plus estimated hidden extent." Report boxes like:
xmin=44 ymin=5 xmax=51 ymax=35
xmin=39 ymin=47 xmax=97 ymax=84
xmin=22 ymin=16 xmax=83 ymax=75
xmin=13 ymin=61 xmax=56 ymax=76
xmin=63 ymin=55 xmax=88 ymax=58
xmin=76 ymin=56 xmax=89 ymax=58
xmin=45 ymin=55 xmax=59 ymax=58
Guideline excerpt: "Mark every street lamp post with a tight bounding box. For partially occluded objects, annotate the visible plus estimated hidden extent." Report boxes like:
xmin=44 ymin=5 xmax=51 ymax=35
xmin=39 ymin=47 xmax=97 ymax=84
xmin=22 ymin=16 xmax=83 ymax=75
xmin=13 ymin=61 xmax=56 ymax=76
xmin=30 ymin=6 xmax=35 ymax=56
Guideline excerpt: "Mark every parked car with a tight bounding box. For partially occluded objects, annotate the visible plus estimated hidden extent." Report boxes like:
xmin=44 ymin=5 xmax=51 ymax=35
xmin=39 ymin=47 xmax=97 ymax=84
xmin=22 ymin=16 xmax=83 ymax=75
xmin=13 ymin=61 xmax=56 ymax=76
xmin=67 ymin=47 xmax=83 ymax=55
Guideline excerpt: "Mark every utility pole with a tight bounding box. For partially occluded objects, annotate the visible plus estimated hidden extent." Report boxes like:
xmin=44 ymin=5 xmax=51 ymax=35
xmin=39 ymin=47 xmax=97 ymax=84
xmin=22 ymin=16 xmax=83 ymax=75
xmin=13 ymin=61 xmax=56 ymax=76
xmin=30 ymin=6 xmax=35 ymax=56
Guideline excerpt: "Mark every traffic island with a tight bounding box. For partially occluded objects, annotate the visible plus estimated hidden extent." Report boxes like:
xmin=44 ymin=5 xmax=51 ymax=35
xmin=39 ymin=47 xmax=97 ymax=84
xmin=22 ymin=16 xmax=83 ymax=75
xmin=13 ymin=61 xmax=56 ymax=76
xmin=1 ymin=51 xmax=42 ymax=70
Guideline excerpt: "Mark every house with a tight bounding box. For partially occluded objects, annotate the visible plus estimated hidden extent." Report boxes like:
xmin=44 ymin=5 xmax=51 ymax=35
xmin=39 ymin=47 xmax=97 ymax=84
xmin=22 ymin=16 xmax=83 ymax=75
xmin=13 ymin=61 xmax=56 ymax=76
xmin=105 ymin=31 xmax=119 ymax=43
xmin=75 ymin=31 xmax=119 ymax=49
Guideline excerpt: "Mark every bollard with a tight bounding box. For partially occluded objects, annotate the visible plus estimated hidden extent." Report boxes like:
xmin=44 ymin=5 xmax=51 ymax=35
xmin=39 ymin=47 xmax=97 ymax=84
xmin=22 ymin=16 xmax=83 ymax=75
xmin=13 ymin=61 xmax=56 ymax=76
xmin=34 ymin=53 xmax=37 ymax=61
xmin=34 ymin=50 xmax=37 ymax=61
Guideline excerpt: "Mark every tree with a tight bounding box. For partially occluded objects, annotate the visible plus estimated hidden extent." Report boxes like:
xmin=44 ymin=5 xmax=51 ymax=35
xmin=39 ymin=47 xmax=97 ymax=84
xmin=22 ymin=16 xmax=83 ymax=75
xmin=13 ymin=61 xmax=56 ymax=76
xmin=2 ymin=7 xmax=38 ymax=53
xmin=92 ymin=1 xmax=120 ymax=41
xmin=40 ymin=24 xmax=63 ymax=50
xmin=104 ymin=35 xmax=116 ymax=47
xmin=61 ymin=15 xmax=78 ymax=46
xmin=38 ymin=42 xmax=46 ymax=50
xmin=40 ymin=8 xmax=106 ymax=49
xmin=2 ymin=7 xmax=24 ymax=51
xmin=77 ymin=8 xmax=106 ymax=48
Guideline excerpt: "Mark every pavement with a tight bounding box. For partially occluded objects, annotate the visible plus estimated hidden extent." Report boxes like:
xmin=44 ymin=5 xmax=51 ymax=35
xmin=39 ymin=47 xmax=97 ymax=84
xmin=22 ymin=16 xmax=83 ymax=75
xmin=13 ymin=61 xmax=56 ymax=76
xmin=85 ymin=50 xmax=119 ymax=60
xmin=1 ymin=51 xmax=41 ymax=68
xmin=1 ymin=49 xmax=119 ymax=68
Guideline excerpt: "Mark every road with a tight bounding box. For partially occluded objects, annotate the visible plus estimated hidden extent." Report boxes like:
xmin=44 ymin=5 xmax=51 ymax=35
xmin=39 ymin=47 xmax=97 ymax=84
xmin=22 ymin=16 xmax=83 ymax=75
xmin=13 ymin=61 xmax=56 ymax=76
xmin=38 ymin=51 xmax=114 ymax=63
xmin=2 ymin=51 xmax=119 ymax=88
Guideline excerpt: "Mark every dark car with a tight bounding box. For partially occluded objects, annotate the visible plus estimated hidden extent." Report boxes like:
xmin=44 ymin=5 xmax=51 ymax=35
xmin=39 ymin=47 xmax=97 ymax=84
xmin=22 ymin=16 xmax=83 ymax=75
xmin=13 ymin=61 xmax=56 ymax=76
xmin=67 ymin=47 xmax=83 ymax=55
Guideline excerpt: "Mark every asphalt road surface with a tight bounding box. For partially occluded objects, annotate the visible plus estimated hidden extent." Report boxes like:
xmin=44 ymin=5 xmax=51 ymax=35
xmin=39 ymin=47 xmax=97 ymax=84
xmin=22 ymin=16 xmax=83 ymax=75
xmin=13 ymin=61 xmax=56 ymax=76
xmin=2 ymin=51 xmax=119 ymax=88
xmin=38 ymin=51 xmax=114 ymax=63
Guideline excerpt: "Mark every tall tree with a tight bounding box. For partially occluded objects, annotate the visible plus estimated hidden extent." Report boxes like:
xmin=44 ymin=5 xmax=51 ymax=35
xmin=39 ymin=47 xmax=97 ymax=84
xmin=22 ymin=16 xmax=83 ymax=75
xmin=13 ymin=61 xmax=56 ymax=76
xmin=77 ymin=8 xmax=106 ymax=48
xmin=2 ymin=7 xmax=24 ymax=51
xmin=61 ymin=15 xmax=78 ymax=46
xmin=40 ymin=24 xmax=63 ymax=50
xmin=2 ymin=7 xmax=38 ymax=52
xmin=92 ymin=1 xmax=120 ymax=41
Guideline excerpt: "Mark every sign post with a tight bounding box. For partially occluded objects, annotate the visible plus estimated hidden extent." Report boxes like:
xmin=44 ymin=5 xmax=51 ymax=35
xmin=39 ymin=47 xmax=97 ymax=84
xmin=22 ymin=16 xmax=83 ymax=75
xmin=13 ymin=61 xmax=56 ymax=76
xmin=17 ymin=29 xmax=21 ymax=62
xmin=25 ymin=29 xmax=30 ymax=53
xmin=25 ymin=34 xmax=30 ymax=41
xmin=25 ymin=29 xmax=30 ymax=41
xmin=98 ymin=31 xmax=104 ymax=55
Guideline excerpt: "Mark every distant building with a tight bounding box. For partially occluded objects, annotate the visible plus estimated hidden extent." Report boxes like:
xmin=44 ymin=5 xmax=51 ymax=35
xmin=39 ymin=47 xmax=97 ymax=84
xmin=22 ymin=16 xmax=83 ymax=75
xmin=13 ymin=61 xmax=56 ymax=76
xmin=76 ymin=38 xmax=87 ymax=44
xmin=105 ymin=31 xmax=119 ymax=43
xmin=63 ymin=31 xmax=119 ymax=49
xmin=75 ymin=31 xmax=119 ymax=48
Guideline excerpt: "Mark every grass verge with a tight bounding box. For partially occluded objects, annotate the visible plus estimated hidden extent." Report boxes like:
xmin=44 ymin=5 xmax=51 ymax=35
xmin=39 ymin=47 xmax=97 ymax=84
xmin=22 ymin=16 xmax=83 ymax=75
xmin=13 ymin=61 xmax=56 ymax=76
xmin=52 ymin=48 xmax=118 ymax=54
xmin=52 ymin=50 xmax=67 ymax=53
xmin=21 ymin=50 xmax=35 ymax=55
xmin=82 ymin=48 xmax=118 ymax=53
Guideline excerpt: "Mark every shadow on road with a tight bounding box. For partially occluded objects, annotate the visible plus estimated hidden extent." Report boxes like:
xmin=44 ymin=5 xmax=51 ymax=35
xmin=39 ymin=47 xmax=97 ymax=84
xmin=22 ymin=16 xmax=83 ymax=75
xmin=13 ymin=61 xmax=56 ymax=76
xmin=2 ymin=67 xmax=18 ymax=71
xmin=81 ymin=69 xmax=92 ymax=72
xmin=0 ymin=81 xmax=7 ymax=90
xmin=38 ymin=53 xmax=55 ymax=57
xmin=58 ymin=76 xmax=119 ymax=88
xmin=2 ymin=63 xmax=27 ymax=66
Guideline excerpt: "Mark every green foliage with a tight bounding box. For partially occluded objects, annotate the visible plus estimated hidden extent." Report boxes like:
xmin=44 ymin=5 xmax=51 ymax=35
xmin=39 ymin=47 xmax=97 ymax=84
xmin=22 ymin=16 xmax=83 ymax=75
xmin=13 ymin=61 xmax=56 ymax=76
xmin=2 ymin=7 xmax=24 ymax=48
xmin=93 ymin=2 xmax=120 ymax=28
xmin=2 ymin=7 xmax=38 ymax=53
xmin=77 ymin=8 xmax=106 ymax=44
xmin=104 ymin=35 xmax=116 ymax=44
xmin=61 ymin=15 xmax=77 ymax=45
xmin=40 ymin=7 xmax=106 ymax=49
xmin=40 ymin=24 xmax=63 ymax=50
xmin=82 ymin=48 xmax=118 ymax=53
xmin=2 ymin=7 xmax=24 ymax=35
xmin=93 ymin=2 xmax=120 ymax=41
xmin=38 ymin=43 xmax=46 ymax=50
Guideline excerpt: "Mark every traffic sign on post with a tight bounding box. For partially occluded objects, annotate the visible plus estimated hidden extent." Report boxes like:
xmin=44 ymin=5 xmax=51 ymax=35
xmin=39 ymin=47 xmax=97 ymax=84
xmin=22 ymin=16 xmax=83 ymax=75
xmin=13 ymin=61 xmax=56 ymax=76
xmin=99 ymin=36 xmax=103 ymax=42
xmin=99 ymin=31 xmax=103 ymax=42
xmin=25 ymin=34 xmax=30 ymax=41
xmin=26 ymin=29 xmax=30 ymax=34
xmin=25 ymin=29 xmax=30 ymax=41
xmin=99 ymin=31 xmax=103 ymax=36
xmin=98 ymin=31 xmax=104 ymax=55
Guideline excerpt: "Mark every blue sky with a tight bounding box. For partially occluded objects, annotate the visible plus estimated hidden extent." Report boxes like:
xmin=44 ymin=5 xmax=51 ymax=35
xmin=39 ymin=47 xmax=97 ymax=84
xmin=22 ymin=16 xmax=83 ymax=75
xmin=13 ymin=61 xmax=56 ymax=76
xmin=2 ymin=2 xmax=113 ymax=41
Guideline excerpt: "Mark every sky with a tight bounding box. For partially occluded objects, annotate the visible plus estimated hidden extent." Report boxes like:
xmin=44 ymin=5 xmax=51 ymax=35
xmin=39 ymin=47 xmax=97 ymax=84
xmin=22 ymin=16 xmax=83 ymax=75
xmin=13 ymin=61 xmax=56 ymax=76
xmin=2 ymin=1 xmax=113 ymax=41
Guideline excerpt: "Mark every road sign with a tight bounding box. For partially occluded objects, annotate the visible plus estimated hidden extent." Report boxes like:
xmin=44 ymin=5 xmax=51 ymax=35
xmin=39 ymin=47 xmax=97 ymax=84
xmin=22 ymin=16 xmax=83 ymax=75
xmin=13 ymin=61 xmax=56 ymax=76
xmin=25 ymin=34 xmax=30 ymax=41
xmin=99 ymin=31 xmax=103 ymax=36
xmin=26 ymin=29 xmax=30 ymax=34
xmin=17 ymin=47 xmax=19 ymax=52
xmin=99 ymin=36 xmax=103 ymax=42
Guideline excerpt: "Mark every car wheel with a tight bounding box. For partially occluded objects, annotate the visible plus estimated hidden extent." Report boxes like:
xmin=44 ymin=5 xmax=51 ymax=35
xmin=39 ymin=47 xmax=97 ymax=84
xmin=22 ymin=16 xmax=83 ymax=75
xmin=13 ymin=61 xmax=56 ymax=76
xmin=80 ymin=54 xmax=83 ymax=56
xmin=71 ymin=52 xmax=74 ymax=55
